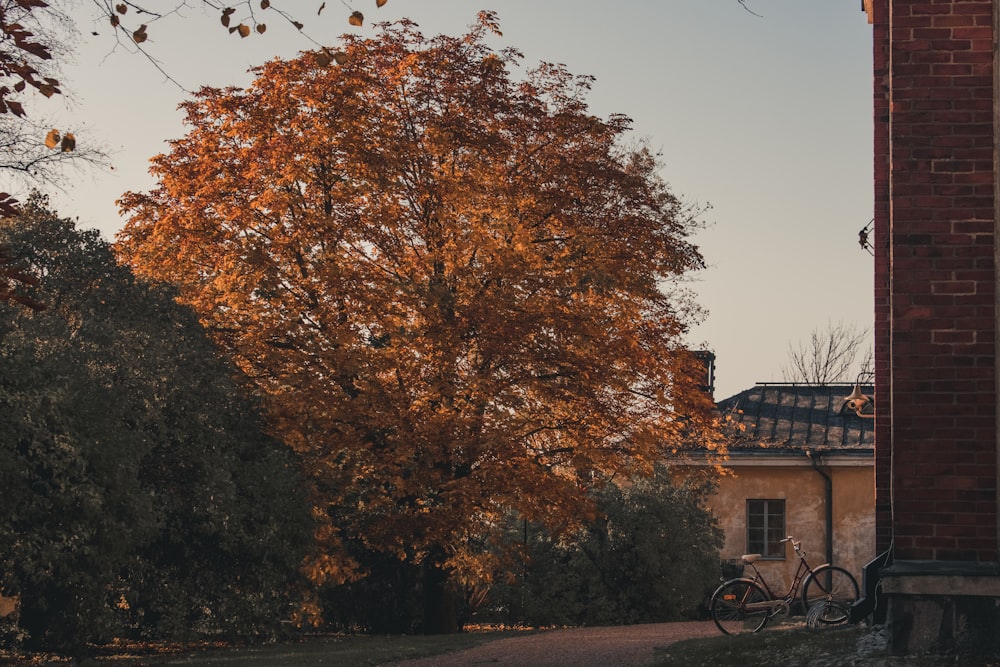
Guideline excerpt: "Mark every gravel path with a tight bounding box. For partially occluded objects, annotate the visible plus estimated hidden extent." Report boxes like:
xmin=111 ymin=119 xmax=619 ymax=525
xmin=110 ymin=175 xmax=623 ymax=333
xmin=386 ymin=621 xmax=719 ymax=667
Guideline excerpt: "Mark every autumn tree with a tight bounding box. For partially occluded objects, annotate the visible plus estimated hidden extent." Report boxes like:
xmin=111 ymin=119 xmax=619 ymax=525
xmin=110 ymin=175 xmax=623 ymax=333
xmin=117 ymin=14 xmax=718 ymax=633
xmin=782 ymin=320 xmax=872 ymax=385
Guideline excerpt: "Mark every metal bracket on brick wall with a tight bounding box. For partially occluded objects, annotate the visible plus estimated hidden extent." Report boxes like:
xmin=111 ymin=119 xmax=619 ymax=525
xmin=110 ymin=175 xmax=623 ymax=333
xmin=839 ymin=383 xmax=875 ymax=419
xmin=858 ymin=218 xmax=874 ymax=255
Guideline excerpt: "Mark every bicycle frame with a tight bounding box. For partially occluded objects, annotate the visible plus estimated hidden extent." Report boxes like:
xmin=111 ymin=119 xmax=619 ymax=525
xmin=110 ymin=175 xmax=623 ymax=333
xmin=745 ymin=547 xmax=814 ymax=604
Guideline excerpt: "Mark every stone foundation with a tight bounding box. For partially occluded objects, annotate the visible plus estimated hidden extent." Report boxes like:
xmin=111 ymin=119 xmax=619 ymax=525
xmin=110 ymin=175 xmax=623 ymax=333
xmin=882 ymin=561 xmax=1000 ymax=656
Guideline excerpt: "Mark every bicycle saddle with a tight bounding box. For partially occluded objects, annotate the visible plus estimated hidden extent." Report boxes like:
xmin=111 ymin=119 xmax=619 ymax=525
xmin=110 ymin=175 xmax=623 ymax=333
xmin=742 ymin=554 xmax=762 ymax=563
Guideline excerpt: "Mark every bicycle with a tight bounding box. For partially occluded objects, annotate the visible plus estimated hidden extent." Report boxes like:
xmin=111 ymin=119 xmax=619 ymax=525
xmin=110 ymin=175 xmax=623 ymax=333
xmin=710 ymin=536 xmax=860 ymax=635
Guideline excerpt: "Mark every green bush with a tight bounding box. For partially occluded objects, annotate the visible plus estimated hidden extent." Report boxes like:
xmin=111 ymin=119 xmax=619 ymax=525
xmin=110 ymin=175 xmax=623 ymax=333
xmin=0 ymin=198 xmax=312 ymax=654
xmin=488 ymin=468 xmax=723 ymax=627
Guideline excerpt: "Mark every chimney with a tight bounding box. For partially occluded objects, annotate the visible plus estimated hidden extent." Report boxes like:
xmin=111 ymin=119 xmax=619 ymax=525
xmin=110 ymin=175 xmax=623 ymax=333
xmin=692 ymin=350 xmax=716 ymax=398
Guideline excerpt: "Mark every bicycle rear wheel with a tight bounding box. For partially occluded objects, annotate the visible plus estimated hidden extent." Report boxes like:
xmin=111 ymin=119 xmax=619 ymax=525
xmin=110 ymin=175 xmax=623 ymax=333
xmin=710 ymin=578 xmax=770 ymax=635
xmin=800 ymin=565 xmax=859 ymax=624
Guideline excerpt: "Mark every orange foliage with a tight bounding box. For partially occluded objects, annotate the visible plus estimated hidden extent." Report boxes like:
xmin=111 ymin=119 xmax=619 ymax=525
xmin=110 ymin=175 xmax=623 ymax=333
xmin=116 ymin=13 xmax=720 ymax=588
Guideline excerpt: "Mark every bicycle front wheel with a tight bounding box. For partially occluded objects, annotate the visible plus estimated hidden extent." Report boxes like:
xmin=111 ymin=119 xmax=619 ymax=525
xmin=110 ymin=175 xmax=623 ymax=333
xmin=711 ymin=578 xmax=770 ymax=635
xmin=801 ymin=565 xmax=859 ymax=624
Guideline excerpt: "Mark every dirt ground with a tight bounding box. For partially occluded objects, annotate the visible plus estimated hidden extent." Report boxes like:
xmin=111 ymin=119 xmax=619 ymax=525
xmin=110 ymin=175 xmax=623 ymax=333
xmin=386 ymin=621 xmax=720 ymax=667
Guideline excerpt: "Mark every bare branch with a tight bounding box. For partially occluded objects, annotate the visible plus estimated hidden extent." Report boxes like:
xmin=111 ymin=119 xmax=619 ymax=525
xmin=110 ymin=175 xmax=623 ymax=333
xmin=782 ymin=320 xmax=871 ymax=385
xmin=0 ymin=114 xmax=110 ymax=196
xmin=84 ymin=0 xmax=349 ymax=93
xmin=738 ymin=0 xmax=763 ymax=18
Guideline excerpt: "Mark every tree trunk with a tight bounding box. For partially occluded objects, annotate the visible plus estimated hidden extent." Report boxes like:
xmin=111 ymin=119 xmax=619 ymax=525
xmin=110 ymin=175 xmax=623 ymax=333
xmin=421 ymin=551 xmax=460 ymax=634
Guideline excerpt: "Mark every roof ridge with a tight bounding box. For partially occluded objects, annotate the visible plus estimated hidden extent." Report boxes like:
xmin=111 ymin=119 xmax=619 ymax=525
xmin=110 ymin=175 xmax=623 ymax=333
xmin=716 ymin=382 xmax=874 ymax=451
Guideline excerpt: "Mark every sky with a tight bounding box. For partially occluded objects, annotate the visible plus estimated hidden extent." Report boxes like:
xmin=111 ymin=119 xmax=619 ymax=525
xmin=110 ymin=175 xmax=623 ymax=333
xmin=35 ymin=0 xmax=875 ymax=400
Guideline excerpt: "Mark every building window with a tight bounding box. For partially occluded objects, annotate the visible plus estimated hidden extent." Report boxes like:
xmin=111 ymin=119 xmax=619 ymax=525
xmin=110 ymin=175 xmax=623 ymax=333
xmin=747 ymin=499 xmax=786 ymax=559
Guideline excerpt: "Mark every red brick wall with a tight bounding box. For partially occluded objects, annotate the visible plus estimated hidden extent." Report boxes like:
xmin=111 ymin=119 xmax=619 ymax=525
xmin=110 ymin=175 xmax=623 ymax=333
xmin=872 ymin=0 xmax=892 ymax=555
xmin=875 ymin=0 xmax=997 ymax=562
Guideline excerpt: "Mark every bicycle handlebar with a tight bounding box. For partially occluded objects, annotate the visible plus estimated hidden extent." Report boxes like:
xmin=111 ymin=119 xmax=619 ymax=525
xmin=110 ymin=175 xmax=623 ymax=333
xmin=779 ymin=536 xmax=802 ymax=551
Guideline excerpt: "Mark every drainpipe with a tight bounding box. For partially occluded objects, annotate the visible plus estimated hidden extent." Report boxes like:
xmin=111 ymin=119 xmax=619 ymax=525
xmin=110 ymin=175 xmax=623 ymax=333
xmin=806 ymin=450 xmax=834 ymax=566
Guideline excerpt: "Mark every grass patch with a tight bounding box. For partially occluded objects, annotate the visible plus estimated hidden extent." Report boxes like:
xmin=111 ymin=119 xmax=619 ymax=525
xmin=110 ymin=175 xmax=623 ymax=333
xmin=650 ymin=623 xmax=999 ymax=667
xmin=8 ymin=624 xmax=1000 ymax=666
xmin=650 ymin=624 xmax=866 ymax=667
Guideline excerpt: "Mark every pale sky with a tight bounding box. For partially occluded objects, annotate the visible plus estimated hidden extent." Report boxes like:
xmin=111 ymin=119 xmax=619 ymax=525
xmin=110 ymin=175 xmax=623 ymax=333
xmin=36 ymin=1 xmax=874 ymax=399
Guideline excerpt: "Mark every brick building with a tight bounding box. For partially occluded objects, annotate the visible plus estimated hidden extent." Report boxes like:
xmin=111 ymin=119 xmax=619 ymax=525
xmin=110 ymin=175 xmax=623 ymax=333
xmin=865 ymin=0 xmax=1000 ymax=654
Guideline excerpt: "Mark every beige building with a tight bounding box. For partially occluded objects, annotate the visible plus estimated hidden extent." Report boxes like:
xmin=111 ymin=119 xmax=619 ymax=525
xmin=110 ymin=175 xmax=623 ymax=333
xmin=699 ymin=383 xmax=875 ymax=590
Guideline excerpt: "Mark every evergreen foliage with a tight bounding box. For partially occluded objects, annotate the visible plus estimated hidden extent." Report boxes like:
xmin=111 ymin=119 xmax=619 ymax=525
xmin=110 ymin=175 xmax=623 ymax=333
xmin=0 ymin=197 xmax=312 ymax=654
xmin=489 ymin=468 xmax=723 ymax=627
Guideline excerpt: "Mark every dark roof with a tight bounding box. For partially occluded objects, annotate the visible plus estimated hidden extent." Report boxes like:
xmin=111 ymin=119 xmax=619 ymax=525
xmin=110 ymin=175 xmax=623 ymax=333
xmin=716 ymin=383 xmax=874 ymax=452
